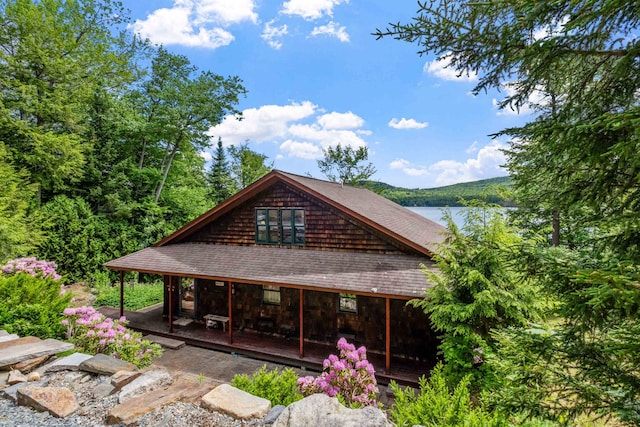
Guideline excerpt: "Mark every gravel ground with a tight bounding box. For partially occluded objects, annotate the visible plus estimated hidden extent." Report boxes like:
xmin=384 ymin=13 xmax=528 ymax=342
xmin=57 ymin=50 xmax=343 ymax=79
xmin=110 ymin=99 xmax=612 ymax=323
xmin=0 ymin=370 xmax=267 ymax=427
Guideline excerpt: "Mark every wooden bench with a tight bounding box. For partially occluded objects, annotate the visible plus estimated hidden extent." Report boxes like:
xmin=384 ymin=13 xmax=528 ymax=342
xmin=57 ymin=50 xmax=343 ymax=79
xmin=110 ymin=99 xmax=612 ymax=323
xmin=203 ymin=314 xmax=230 ymax=332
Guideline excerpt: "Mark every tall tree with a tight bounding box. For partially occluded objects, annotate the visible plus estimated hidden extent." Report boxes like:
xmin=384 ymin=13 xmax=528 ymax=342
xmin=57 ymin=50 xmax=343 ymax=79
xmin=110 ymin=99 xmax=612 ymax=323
xmin=228 ymin=143 xmax=273 ymax=190
xmin=0 ymin=0 xmax=138 ymax=198
xmin=376 ymin=1 xmax=640 ymax=422
xmin=207 ymin=137 xmax=235 ymax=205
xmin=317 ymin=144 xmax=376 ymax=185
xmin=133 ymin=47 xmax=246 ymax=203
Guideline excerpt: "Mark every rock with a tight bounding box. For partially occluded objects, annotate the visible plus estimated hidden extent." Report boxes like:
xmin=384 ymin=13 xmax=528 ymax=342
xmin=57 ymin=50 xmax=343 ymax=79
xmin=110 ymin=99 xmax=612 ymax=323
xmin=93 ymin=381 xmax=115 ymax=398
xmin=27 ymin=371 xmax=41 ymax=382
xmin=273 ymin=394 xmax=391 ymax=427
xmin=118 ymin=368 xmax=173 ymax=403
xmin=264 ymin=405 xmax=286 ymax=424
xmin=0 ymin=338 xmax=74 ymax=368
xmin=13 ymin=355 xmax=50 ymax=373
xmin=107 ymin=378 xmax=210 ymax=425
xmin=201 ymin=383 xmax=271 ymax=420
xmin=79 ymin=353 xmax=137 ymax=376
xmin=0 ymin=336 xmax=40 ymax=352
xmin=17 ymin=386 xmax=79 ymax=418
xmin=0 ymin=333 xmax=19 ymax=343
xmin=0 ymin=370 xmax=9 ymax=387
xmin=45 ymin=352 xmax=93 ymax=373
xmin=110 ymin=370 xmax=141 ymax=392
xmin=8 ymin=369 xmax=27 ymax=385
xmin=1 ymin=381 xmax=42 ymax=402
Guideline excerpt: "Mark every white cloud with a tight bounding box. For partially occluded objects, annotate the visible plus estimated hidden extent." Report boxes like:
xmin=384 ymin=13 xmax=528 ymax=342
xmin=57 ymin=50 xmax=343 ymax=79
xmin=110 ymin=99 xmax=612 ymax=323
xmin=430 ymin=141 xmax=508 ymax=186
xmin=288 ymin=124 xmax=368 ymax=150
xmin=281 ymin=0 xmax=348 ymax=20
xmin=199 ymin=151 xmax=213 ymax=162
xmin=424 ymin=53 xmax=478 ymax=82
xmin=390 ymin=159 xmax=429 ymax=177
xmin=310 ymin=21 xmax=350 ymax=42
xmin=465 ymin=141 xmax=479 ymax=154
xmin=317 ymin=111 xmax=363 ymax=129
xmin=388 ymin=117 xmax=428 ymax=130
xmin=492 ymin=82 xmax=548 ymax=116
xmin=129 ymin=0 xmax=258 ymax=49
xmin=280 ymin=140 xmax=323 ymax=159
xmin=262 ymin=20 xmax=288 ymax=49
xmin=209 ymin=101 xmax=318 ymax=145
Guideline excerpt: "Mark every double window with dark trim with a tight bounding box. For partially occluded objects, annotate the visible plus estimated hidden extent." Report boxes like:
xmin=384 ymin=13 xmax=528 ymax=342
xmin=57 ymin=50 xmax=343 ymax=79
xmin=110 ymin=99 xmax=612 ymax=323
xmin=256 ymin=208 xmax=305 ymax=245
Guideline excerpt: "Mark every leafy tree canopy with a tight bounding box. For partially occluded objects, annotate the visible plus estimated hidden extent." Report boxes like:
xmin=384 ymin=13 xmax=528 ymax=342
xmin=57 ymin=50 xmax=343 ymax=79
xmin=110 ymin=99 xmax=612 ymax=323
xmin=317 ymin=143 xmax=376 ymax=186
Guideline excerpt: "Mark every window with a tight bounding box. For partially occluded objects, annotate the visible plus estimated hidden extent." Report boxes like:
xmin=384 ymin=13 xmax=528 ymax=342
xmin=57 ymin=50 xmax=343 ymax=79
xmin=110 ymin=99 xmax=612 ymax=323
xmin=256 ymin=208 xmax=305 ymax=245
xmin=263 ymin=285 xmax=281 ymax=305
xmin=339 ymin=293 xmax=357 ymax=313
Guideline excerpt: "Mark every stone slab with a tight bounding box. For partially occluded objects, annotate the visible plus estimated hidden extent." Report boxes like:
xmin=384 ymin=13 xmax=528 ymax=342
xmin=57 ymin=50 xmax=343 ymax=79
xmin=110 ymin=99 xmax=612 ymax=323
xmin=0 ymin=336 xmax=40 ymax=352
xmin=0 ymin=339 xmax=74 ymax=368
xmin=13 ymin=355 xmax=50 ymax=372
xmin=118 ymin=369 xmax=173 ymax=403
xmin=0 ymin=334 xmax=19 ymax=343
xmin=1 ymin=381 xmax=43 ymax=402
xmin=17 ymin=386 xmax=79 ymax=418
xmin=142 ymin=334 xmax=185 ymax=350
xmin=46 ymin=353 xmax=93 ymax=373
xmin=0 ymin=330 xmax=8 ymax=337
xmin=79 ymin=353 xmax=137 ymax=376
xmin=173 ymin=317 xmax=194 ymax=327
xmin=201 ymin=383 xmax=271 ymax=420
xmin=111 ymin=370 xmax=142 ymax=392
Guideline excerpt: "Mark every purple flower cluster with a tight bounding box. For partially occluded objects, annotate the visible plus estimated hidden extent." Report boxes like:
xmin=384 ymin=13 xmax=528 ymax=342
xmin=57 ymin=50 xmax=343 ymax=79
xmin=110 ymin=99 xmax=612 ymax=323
xmin=2 ymin=257 xmax=62 ymax=281
xmin=62 ymin=306 xmax=162 ymax=368
xmin=472 ymin=346 xmax=484 ymax=365
xmin=297 ymin=338 xmax=379 ymax=408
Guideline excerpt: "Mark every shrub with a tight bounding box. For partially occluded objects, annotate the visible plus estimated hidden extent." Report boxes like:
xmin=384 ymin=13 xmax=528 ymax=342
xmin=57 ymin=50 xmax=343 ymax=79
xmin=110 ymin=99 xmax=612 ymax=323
xmin=0 ymin=273 xmax=71 ymax=338
xmin=62 ymin=306 xmax=162 ymax=368
xmin=389 ymin=364 xmax=506 ymax=427
xmin=298 ymin=338 xmax=379 ymax=408
xmin=93 ymin=280 xmax=163 ymax=310
xmin=2 ymin=257 xmax=62 ymax=281
xmin=231 ymin=365 xmax=303 ymax=406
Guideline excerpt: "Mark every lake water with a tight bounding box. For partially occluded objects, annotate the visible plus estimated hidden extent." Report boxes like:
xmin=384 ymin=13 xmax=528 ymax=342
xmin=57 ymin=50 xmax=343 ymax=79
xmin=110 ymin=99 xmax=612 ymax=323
xmin=407 ymin=206 xmax=467 ymax=228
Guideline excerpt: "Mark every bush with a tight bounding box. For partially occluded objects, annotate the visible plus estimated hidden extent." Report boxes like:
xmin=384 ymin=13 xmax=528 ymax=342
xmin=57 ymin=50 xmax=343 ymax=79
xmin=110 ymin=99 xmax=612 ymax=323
xmin=93 ymin=280 xmax=163 ymax=310
xmin=231 ymin=365 xmax=303 ymax=406
xmin=0 ymin=273 xmax=71 ymax=339
xmin=389 ymin=364 xmax=506 ymax=427
xmin=62 ymin=306 xmax=162 ymax=368
xmin=298 ymin=338 xmax=379 ymax=408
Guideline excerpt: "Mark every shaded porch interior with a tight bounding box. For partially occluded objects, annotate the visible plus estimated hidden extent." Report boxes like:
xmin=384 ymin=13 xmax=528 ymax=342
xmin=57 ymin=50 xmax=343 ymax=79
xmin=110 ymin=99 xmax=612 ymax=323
xmin=100 ymin=303 xmax=435 ymax=387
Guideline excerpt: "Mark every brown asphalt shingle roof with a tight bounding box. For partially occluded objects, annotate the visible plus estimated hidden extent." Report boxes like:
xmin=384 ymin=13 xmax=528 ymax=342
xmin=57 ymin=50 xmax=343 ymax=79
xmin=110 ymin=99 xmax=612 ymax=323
xmin=104 ymin=243 xmax=437 ymax=299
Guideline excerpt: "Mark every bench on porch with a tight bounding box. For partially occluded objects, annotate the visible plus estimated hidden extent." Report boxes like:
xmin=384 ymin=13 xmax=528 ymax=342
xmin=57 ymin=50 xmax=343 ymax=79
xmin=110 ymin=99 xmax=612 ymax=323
xmin=203 ymin=314 xmax=229 ymax=332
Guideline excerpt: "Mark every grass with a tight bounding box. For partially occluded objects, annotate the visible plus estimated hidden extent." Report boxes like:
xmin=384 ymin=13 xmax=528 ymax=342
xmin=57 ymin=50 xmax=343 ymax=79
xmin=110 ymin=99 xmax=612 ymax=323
xmin=93 ymin=281 xmax=164 ymax=311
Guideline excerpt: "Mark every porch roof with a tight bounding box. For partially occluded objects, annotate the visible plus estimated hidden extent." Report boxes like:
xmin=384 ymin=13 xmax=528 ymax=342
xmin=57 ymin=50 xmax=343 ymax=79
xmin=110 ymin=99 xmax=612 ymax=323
xmin=105 ymin=243 xmax=437 ymax=299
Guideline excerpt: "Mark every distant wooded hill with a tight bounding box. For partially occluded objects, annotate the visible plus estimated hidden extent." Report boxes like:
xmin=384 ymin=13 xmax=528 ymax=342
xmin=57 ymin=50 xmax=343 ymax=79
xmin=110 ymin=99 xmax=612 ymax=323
xmin=369 ymin=176 xmax=514 ymax=207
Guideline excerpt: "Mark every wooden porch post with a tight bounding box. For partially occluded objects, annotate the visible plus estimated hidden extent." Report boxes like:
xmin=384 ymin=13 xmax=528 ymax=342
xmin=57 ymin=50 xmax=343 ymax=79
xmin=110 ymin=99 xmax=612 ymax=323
xmin=119 ymin=271 xmax=124 ymax=318
xmin=228 ymin=282 xmax=233 ymax=344
xmin=168 ymin=276 xmax=174 ymax=333
xmin=385 ymin=297 xmax=391 ymax=373
xmin=299 ymin=289 xmax=304 ymax=358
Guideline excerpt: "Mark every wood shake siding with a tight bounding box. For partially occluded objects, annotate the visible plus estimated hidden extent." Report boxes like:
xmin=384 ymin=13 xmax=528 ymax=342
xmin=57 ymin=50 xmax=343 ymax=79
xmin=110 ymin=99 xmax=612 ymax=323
xmin=183 ymin=182 xmax=412 ymax=254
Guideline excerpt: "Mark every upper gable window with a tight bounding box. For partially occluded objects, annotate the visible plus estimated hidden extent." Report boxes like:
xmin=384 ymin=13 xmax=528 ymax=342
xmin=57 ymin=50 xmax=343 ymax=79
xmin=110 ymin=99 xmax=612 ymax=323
xmin=256 ymin=208 xmax=305 ymax=245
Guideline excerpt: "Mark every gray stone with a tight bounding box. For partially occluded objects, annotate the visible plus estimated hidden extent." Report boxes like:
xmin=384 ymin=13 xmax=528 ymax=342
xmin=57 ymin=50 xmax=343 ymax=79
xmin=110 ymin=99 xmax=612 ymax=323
xmin=0 ymin=334 xmax=19 ymax=343
xmin=0 ymin=370 xmax=9 ymax=387
xmin=45 ymin=352 xmax=93 ymax=372
xmin=264 ymin=405 xmax=286 ymax=424
xmin=0 ymin=339 xmax=74 ymax=367
xmin=0 ymin=330 xmax=8 ymax=336
xmin=118 ymin=369 xmax=173 ymax=403
xmin=142 ymin=334 xmax=185 ymax=349
xmin=111 ymin=370 xmax=142 ymax=392
xmin=273 ymin=394 xmax=391 ymax=427
xmin=1 ymin=381 xmax=43 ymax=402
xmin=8 ymin=369 xmax=27 ymax=385
xmin=201 ymin=383 xmax=271 ymax=420
xmin=93 ymin=381 xmax=115 ymax=398
xmin=79 ymin=353 xmax=137 ymax=376
xmin=13 ymin=355 xmax=50 ymax=372
xmin=17 ymin=386 xmax=79 ymax=418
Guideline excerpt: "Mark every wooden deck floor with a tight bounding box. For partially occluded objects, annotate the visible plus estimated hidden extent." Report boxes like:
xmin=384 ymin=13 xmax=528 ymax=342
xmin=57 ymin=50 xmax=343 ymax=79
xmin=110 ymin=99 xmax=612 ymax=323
xmin=99 ymin=306 xmax=433 ymax=386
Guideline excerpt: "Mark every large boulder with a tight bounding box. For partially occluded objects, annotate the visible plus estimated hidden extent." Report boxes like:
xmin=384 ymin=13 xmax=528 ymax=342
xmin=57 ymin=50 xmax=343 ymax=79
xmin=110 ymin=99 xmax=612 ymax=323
xmin=16 ymin=386 xmax=78 ymax=418
xmin=118 ymin=368 xmax=173 ymax=403
xmin=201 ymin=383 xmax=271 ymax=420
xmin=273 ymin=394 xmax=391 ymax=427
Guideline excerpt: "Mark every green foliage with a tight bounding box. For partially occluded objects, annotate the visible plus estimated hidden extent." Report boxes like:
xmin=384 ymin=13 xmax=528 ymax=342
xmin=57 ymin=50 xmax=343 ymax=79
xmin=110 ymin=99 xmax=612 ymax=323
xmin=228 ymin=143 xmax=273 ymax=189
xmin=93 ymin=281 xmax=164 ymax=311
xmin=374 ymin=176 xmax=513 ymax=207
xmin=316 ymin=143 xmax=376 ymax=186
xmin=389 ymin=364 xmax=507 ymax=427
xmin=231 ymin=365 xmax=303 ymax=406
xmin=412 ymin=203 xmax=542 ymax=388
xmin=207 ymin=137 xmax=235 ymax=205
xmin=0 ymin=273 xmax=71 ymax=339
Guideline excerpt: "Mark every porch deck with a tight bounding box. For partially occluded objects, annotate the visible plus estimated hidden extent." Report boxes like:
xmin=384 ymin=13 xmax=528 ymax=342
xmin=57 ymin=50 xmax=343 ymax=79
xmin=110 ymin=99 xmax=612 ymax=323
xmin=99 ymin=306 xmax=433 ymax=386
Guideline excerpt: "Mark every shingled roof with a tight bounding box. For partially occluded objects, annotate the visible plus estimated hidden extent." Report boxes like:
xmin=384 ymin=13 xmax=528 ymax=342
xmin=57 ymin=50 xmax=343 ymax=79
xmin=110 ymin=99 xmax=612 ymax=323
xmin=157 ymin=170 xmax=447 ymax=256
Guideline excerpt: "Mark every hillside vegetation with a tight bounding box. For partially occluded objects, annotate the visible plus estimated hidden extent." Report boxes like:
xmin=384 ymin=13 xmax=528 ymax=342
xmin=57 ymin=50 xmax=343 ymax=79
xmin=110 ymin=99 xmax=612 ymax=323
xmin=372 ymin=176 xmax=513 ymax=207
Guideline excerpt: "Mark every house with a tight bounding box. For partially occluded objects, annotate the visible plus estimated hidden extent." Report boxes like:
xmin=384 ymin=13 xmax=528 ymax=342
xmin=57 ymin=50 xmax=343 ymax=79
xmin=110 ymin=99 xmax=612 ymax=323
xmin=105 ymin=170 xmax=448 ymax=381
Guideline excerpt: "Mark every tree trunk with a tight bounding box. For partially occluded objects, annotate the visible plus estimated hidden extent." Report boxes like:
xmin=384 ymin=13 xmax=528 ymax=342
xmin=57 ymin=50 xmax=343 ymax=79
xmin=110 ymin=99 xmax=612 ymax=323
xmin=552 ymin=209 xmax=560 ymax=246
xmin=154 ymin=143 xmax=178 ymax=203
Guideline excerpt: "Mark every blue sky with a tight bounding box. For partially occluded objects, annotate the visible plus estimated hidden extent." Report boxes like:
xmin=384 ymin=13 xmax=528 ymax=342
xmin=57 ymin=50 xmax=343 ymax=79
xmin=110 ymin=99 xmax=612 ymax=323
xmin=123 ymin=0 xmax=534 ymax=188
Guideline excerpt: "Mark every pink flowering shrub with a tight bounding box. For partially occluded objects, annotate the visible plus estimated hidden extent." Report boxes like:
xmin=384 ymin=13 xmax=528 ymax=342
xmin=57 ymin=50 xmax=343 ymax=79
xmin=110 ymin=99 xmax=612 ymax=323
xmin=297 ymin=338 xmax=380 ymax=408
xmin=62 ymin=306 xmax=163 ymax=368
xmin=2 ymin=257 xmax=62 ymax=281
